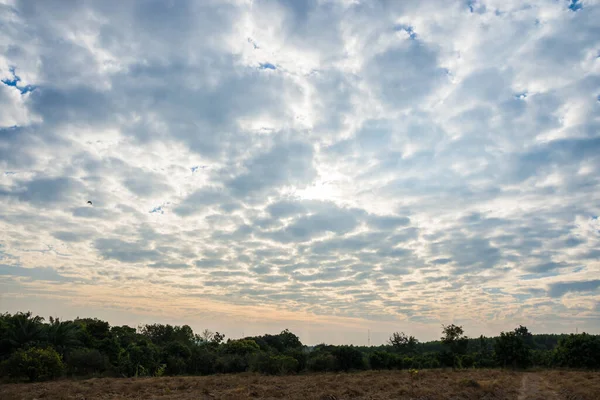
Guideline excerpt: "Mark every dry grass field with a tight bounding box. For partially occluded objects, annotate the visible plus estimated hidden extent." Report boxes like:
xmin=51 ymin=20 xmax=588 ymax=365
xmin=1 ymin=370 xmax=598 ymax=400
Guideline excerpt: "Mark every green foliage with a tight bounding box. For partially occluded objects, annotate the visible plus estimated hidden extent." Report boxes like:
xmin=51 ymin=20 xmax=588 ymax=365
xmin=66 ymin=348 xmax=108 ymax=376
xmin=388 ymin=332 xmax=419 ymax=355
xmin=215 ymin=354 xmax=249 ymax=373
xmin=369 ymin=351 xmax=394 ymax=369
xmin=139 ymin=324 xmax=194 ymax=346
xmin=494 ymin=326 xmax=532 ymax=369
xmin=117 ymin=341 xmax=160 ymax=377
xmin=5 ymin=347 xmax=64 ymax=381
xmin=189 ymin=347 xmax=217 ymax=375
xmin=283 ymin=348 xmax=307 ymax=372
xmin=331 ymin=345 xmax=366 ymax=371
xmin=441 ymin=324 xmax=469 ymax=355
xmin=553 ymin=333 xmax=600 ymax=369
xmin=44 ymin=318 xmax=81 ymax=357
xmin=1 ymin=311 xmax=600 ymax=382
xmin=165 ymin=355 xmax=188 ymax=375
xmin=250 ymin=353 xmax=299 ymax=375
xmin=222 ymin=339 xmax=260 ymax=355
xmin=441 ymin=324 xmax=469 ymax=369
xmin=307 ymin=352 xmax=337 ymax=372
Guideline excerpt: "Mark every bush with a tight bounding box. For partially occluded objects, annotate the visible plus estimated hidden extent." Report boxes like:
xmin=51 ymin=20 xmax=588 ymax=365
xmin=117 ymin=341 xmax=160 ymax=377
xmin=222 ymin=339 xmax=260 ymax=356
xmin=331 ymin=346 xmax=366 ymax=371
xmin=5 ymin=347 xmax=64 ymax=381
xmin=165 ymin=355 xmax=188 ymax=375
xmin=284 ymin=348 xmax=307 ymax=372
xmin=66 ymin=348 xmax=108 ymax=376
xmin=189 ymin=347 xmax=217 ymax=375
xmin=307 ymin=353 xmax=337 ymax=372
xmin=215 ymin=354 xmax=248 ymax=373
xmin=369 ymin=351 xmax=392 ymax=370
xmin=249 ymin=353 xmax=299 ymax=375
xmin=554 ymin=333 xmax=600 ymax=369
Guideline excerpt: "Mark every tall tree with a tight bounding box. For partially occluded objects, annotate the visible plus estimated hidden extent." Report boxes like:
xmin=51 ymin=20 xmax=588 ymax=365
xmin=388 ymin=332 xmax=419 ymax=355
xmin=494 ymin=327 xmax=531 ymax=369
xmin=441 ymin=324 xmax=468 ymax=368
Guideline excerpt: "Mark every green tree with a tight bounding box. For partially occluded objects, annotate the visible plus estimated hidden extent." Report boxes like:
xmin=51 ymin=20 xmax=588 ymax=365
xmin=66 ymin=348 xmax=108 ymax=376
xmin=441 ymin=324 xmax=468 ymax=369
xmin=44 ymin=317 xmax=80 ymax=357
xmin=494 ymin=329 xmax=531 ymax=369
xmin=554 ymin=333 xmax=600 ymax=368
xmin=5 ymin=347 xmax=64 ymax=381
xmin=331 ymin=345 xmax=366 ymax=371
xmin=3 ymin=312 xmax=45 ymax=350
xmin=388 ymin=332 xmax=419 ymax=355
xmin=222 ymin=339 xmax=260 ymax=355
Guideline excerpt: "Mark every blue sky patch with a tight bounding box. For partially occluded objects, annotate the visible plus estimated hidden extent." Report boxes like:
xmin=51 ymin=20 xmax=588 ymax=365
xmin=1 ymin=67 xmax=35 ymax=94
xmin=569 ymin=0 xmax=582 ymax=11
xmin=259 ymin=63 xmax=276 ymax=70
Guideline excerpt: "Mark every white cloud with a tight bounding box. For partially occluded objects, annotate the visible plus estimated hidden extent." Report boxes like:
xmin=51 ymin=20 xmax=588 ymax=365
xmin=1 ymin=0 xmax=599 ymax=343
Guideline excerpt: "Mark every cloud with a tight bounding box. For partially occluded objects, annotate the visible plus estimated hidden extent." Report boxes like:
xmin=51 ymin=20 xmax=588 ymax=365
xmin=548 ymin=280 xmax=600 ymax=298
xmin=95 ymin=238 xmax=161 ymax=263
xmin=367 ymin=215 xmax=410 ymax=230
xmin=263 ymin=205 xmax=362 ymax=243
xmin=4 ymin=177 xmax=83 ymax=206
xmin=0 ymin=264 xmax=72 ymax=283
xmin=226 ymin=141 xmax=316 ymax=197
xmin=1 ymin=0 xmax=599 ymax=342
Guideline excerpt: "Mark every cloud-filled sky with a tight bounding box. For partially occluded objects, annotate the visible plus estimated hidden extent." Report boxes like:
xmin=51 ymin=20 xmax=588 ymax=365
xmin=1 ymin=0 xmax=599 ymax=345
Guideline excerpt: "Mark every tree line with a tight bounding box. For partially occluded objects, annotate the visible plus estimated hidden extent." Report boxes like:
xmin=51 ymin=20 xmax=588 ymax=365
xmin=1 ymin=312 xmax=598 ymax=382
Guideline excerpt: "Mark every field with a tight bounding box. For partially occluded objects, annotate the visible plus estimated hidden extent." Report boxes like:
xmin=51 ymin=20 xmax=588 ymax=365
xmin=1 ymin=370 xmax=599 ymax=400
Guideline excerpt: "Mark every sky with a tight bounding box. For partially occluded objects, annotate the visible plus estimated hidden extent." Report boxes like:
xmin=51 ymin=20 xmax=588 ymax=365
xmin=0 ymin=0 xmax=599 ymax=345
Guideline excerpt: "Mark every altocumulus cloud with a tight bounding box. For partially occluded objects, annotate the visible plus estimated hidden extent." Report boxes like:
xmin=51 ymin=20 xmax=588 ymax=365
xmin=0 ymin=0 xmax=599 ymax=342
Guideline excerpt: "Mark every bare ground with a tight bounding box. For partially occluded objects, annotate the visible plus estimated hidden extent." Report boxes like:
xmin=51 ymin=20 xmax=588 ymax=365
xmin=1 ymin=370 xmax=598 ymax=400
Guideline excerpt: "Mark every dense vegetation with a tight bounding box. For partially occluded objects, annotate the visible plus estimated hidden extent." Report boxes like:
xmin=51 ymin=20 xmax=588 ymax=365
xmin=1 ymin=312 xmax=598 ymax=382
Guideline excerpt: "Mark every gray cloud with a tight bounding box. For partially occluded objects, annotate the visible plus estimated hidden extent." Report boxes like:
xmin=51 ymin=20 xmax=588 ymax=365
xmin=95 ymin=238 xmax=161 ymax=263
xmin=0 ymin=264 xmax=72 ymax=283
xmin=548 ymin=280 xmax=600 ymax=298
xmin=226 ymin=141 xmax=316 ymax=197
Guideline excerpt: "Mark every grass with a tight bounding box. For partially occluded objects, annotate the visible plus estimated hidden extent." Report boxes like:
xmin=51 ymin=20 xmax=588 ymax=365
xmin=542 ymin=370 xmax=600 ymax=400
xmin=0 ymin=369 xmax=597 ymax=399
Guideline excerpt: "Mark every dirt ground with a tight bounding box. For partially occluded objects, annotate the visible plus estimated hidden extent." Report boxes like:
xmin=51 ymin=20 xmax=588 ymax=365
xmin=1 ymin=370 xmax=598 ymax=400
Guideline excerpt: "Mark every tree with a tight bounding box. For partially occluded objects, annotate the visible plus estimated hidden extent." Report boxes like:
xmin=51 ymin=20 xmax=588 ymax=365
xmin=5 ymin=347 xmax=64 ymax=381
xmin=200 ymin=329 xmax=214 ymax=342
xmin=3 ymin=312 xmax=45 ymax=349
xmin=441 ymin=324 xmax=468 ymax=368
xmin=388 ymin=332 xmax=419 ymax=355
xmin=494 ymin=330 xmax=531 ymax=369
xmin=222 ymin=339 xmax=260 ymax=355
xmin=554 ymin=333 xmax=600 ymax=369
xmin=44 ymin=318 xmax=80 ymax=357
xmin=331 ymin=345 xmax=366 ymax=371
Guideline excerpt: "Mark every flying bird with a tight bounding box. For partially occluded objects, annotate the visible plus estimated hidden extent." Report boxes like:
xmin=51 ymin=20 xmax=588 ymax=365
xmin=87 ymin=200 xmax=92 ymax=205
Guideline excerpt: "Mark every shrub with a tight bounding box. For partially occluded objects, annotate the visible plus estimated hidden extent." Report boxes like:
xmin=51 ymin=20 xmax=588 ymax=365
xmin=5 ymin=347 xmax=64 ymax=381
xmin=215 ymin=354 xmax=248 ymax=373
xmin=249 ymin=353 xmax=299 ymax=375
xmin=165 ymin=355 xmax=188 ymax=375
xmin=189 ymin=347 xmax=217 ymax=375
xmin=66 ymin=348 xmax=108 ymax=376
xmin=388 ymin=353 xmax=404 ymax=369
xmin=284 ymin=348 xmax=307 ymax=372
xmin=117 ymin=341 xmax=160 ymax=377
xmin=331 ymin=345 xmax=366 ymax=371
xmin=369 ymin=351 xmax=392 ymax=370
xmin=553 ymin=333 xmax=600 ymax=369
xmin=307 ymin=353 xmax=337 ymax=372
xmin=222 ymin=339 xmax=260 ymax=356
